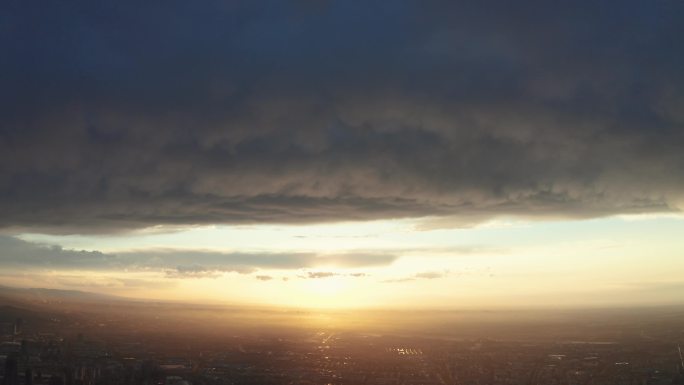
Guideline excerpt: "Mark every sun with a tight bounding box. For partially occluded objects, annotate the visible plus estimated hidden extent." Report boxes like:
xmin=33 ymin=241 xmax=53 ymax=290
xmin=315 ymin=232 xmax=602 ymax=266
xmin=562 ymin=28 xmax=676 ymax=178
xmin=306 ymin=275 xmax=348 ymax=295
xmin=296 ymin=275 xmax=360 ymax=308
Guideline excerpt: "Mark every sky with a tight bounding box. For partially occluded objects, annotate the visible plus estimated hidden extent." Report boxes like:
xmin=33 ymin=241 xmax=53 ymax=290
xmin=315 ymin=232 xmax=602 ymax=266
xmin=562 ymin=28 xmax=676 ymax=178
xmin=1 ymin=0 xmax=684 ymax=309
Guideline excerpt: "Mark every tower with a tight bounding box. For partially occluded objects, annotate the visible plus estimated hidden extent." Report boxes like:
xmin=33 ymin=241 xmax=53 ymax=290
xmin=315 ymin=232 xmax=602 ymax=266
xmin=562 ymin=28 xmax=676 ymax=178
xmin=13 ymin=319 xmax=23 ymax=336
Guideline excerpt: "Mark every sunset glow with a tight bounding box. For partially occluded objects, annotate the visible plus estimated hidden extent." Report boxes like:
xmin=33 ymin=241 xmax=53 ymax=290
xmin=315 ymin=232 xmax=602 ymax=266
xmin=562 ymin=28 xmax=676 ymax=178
xmin=1 ymin=214 xmax=681 ymax=309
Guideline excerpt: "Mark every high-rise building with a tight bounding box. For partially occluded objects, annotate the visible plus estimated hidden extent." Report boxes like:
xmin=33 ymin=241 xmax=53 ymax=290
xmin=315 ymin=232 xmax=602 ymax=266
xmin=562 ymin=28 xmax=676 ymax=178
xmin=2 ymin=354 xmax=19 ymax=385
xmin=24 ymin=369 xmax=32 ymax=385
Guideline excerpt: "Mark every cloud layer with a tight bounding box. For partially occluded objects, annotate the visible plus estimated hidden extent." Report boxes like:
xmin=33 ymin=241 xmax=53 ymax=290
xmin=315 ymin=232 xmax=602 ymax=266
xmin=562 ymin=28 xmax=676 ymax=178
xmin=1 ymin=0 xmax=684 ymax=232
xmin=0 ymin=236 xmax=397 ymax=276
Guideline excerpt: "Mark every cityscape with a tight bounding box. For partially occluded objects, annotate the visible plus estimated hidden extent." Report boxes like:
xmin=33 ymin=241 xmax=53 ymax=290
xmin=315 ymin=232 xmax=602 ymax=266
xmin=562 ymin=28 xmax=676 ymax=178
xmin=2 ymin=288 xmax=684 ymax=385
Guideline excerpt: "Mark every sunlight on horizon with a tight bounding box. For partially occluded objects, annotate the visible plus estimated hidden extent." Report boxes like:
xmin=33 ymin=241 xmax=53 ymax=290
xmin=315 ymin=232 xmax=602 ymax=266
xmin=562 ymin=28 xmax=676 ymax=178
xmin=4 ymin=214 xmax=683 ymax=310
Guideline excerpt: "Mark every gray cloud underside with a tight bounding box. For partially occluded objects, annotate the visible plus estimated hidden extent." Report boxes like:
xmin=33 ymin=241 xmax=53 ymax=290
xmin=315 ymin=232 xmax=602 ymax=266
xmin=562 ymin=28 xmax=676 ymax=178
xmin=302 ymin=271 xmax=337 ymax=279
xmin=2 ymin=0 xmax=684 ymax=232
xmin=0 ymin=236 xmax=397 ymax=275
xmin=383 ymin=270 xmax=449 ymax=283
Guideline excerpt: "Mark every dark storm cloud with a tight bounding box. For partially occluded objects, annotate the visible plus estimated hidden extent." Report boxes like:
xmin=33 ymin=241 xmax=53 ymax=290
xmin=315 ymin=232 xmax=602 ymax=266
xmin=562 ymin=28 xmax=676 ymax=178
xmin=2 ymin=0 xmax=684 ymax=232
xmin=0 ymin=236 xmax=397 ymax=274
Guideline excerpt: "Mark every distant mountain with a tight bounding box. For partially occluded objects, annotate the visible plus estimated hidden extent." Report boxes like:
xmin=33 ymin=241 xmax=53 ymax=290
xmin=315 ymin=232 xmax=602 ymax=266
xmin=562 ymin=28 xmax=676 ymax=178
xmin=0 ymin=304 xmax=44 ymax=324
xmin=0 ymin=285 xmax=119 ymax=307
